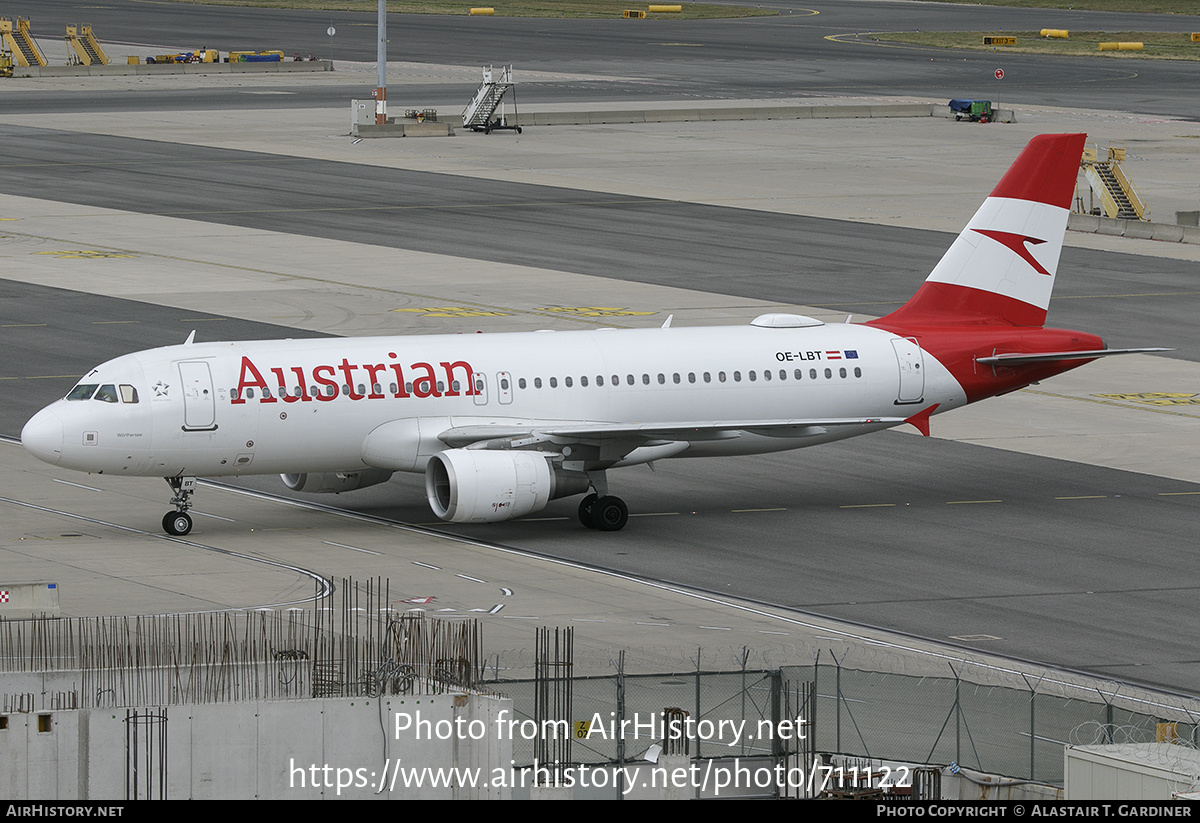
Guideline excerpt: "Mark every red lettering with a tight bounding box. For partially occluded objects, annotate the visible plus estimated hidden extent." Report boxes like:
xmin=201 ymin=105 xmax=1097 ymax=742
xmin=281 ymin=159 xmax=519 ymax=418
xmin=338 ymin=358 xmax=364 ymax=400
xmin=364 ymin=364 xmax=387 ymax=399
xmin=409 ymin=361 xmax=441 ymax=398
xmin=440 ymin=361 xmax=476 ymax=397
xmin=234 ymin=356 xmax=274 ymax=404
xmin=270 ymin=367 xmax=301 ymax=404
xmin=388 ymin=353 xmax=410 ymax=398
xmin=290 ymin=366 xmax=313 ymax=402
xmin=312 ymin=364 xmax=338 ymax=401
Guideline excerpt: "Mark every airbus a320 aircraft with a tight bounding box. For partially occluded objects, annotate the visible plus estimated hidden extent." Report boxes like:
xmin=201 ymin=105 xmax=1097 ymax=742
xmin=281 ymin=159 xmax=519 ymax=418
xmin=22 ymin=133 xmax=1164 ymax=535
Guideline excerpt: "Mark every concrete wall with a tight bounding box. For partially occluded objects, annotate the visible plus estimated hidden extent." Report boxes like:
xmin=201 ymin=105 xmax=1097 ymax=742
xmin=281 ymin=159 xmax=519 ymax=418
xmin=0 ymin=692 xmax=512 ymax=800
xmin=1069 ymin=212 xmax=1200 ymax=244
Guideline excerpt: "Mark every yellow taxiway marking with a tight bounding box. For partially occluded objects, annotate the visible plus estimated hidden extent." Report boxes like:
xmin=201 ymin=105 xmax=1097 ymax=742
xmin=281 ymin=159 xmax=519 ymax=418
xmin=732 ymin=507 xmax=786 ymax=513
xmin=1095 ymin=392 xmax=1200 ymax=407
xmin=1055 ymin=495 xmax=1107 ymax=500
xmin=34 ymin=250 xmax=136 ymax=259
xmin=1022 ymin=389 xmax=1200 ymax=420
xmin=1159 ymin=491 xmax=1200 ymax=496
xmin=839 ymin=503 xmax=896 ymax=509
xmin=1 ymin=323 xmax=47 ymax=327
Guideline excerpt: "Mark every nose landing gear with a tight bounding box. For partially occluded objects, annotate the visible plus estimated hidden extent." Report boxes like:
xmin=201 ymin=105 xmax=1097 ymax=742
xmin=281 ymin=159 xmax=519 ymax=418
xmin=162 ymin=476 xmax=197 ymax=536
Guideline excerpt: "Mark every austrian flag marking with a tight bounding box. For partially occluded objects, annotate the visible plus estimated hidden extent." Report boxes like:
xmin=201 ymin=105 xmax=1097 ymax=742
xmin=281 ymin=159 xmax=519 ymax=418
xmin=0 ymin=591 xmax=8 ymax=603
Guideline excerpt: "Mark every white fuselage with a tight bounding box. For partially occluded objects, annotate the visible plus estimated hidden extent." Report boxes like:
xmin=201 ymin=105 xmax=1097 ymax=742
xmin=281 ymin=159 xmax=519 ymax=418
xmin=21 ymin=320 xmax=967 ymax=479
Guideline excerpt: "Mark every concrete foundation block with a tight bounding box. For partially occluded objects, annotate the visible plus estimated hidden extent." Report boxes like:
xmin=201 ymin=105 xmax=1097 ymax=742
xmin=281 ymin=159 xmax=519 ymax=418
xmin=1150 ymin=223 xmax=1185 ymax=242
xmin=1067 ymin=214 xmax=1101 ymax=233
xmin=1122 ymin=221 xmax=1155 ymax=240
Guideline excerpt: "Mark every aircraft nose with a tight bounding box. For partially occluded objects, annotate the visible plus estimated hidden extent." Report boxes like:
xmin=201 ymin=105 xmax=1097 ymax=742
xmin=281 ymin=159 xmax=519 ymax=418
xmin=22 ymin=408 xmax=64 ymax=465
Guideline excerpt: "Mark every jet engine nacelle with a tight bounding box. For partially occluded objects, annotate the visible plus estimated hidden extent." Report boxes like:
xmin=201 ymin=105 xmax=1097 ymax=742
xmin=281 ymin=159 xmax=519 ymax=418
xmin=281 ymin=469 xmax=395 ymax=494
xmin=425 ymin=449 xmax=590 ymax=523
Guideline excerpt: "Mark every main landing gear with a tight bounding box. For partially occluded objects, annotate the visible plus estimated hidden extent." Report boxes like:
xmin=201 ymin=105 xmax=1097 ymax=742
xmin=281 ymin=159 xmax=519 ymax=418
xmin=162 ymin=475 xmax=197 ymax=536
xmin=577 ymin=471 xmax=628 ymax=531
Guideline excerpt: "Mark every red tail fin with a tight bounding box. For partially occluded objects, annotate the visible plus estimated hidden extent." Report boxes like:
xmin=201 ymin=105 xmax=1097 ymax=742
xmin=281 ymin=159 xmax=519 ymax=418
xmin=868 ymin=133 xmax=1085 ymax=330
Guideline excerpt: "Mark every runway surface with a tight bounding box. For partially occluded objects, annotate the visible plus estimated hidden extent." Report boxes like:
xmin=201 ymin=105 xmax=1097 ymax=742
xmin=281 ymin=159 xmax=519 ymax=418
xmin=3 ymin=1 xmax=1200 ymax=696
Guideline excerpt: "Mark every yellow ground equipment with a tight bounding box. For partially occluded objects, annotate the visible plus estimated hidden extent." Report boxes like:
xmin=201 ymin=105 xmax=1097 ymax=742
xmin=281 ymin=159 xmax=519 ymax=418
xmin=0 ymin=50 xmax=13 ymax=77
xmin=0 ymin=17 xmax=47 ymax=67
xmin=65 ymin=24 xmax=108 ymax=66
xmin=1079 ymin=143 xmax=1148 ymax=221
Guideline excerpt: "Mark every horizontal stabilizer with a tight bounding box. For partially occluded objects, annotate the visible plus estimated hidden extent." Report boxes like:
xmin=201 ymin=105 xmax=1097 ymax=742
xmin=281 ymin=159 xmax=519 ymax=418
xmin=977 ymin=347 xmax=1171 ymax=366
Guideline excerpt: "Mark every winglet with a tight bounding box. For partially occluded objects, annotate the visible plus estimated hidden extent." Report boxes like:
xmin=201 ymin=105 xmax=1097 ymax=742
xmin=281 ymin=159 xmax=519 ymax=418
xmin=184 ymin=330 xmax=196 ymax=345
xmin=904 ymin=403 xmax=940 ymax=437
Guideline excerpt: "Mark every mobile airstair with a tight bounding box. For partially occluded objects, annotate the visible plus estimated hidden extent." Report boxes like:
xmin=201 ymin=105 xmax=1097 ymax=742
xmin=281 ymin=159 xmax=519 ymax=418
xmin=66 ymin=24 xmax=109 ymax=66
xmin=1079 ymin=143 xmax=1147 ymax=220
xmin=462 ymin=65 xmax=521 ymax=134
xmin=0 ymin=17 xmax=46 ymax=67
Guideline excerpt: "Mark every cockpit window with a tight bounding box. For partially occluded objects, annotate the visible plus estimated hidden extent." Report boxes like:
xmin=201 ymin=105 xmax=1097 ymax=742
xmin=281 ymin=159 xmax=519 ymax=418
xmin=67 ymin=384 xmax=99 ymax=401
xmin=94 ymin=384 xmax=119 ymax=403
xmin=119 ymin=385 xmax=139 ymax=404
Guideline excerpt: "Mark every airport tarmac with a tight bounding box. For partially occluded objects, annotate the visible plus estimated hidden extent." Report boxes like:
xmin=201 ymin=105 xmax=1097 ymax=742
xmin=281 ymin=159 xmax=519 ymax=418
xmin=2 ymin=62 xmax=1199 ymax=700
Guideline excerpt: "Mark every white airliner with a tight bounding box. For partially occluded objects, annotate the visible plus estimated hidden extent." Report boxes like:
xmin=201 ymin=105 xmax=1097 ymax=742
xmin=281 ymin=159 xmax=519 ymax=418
xmin=21 ymin=133 xmax=1165 ymax=535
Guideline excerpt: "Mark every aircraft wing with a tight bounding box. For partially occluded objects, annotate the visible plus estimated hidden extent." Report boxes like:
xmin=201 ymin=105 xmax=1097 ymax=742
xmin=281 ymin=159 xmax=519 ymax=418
xmin=437 ymin=417 xmax=907 ymax=448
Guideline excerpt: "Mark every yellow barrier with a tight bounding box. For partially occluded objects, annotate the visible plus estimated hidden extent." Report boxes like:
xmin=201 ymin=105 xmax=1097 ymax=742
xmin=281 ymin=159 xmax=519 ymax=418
xmin=127 ymin=55 xmax=139 ymax=64
xmin=623 ymin=9 xmax=646 ymax=17
xmin=469 ymin=7 xmax=494 ymax=14
xmin=1192 ymin=33 xmax=1200 ymax=42
xmin=1099 ymin=41 xmax=1143 ymax=51
xmin=649 ymin=4 xmax=682 ymax=11
xmin=982 ymin=36 xmax=1016 ymax=46
xmin=1040 ymin=29 xmax=1069 ymax=39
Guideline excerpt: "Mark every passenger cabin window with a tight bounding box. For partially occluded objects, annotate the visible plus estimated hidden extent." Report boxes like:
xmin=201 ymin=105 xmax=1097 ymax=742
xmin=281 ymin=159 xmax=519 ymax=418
xmin=67 ymin=384 xmax=99 ymax=401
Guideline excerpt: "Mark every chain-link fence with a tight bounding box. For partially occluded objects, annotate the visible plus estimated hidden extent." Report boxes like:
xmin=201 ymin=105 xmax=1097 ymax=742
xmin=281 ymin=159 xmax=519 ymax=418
xmin=488 ymin=656 xmax=1200 ymax=789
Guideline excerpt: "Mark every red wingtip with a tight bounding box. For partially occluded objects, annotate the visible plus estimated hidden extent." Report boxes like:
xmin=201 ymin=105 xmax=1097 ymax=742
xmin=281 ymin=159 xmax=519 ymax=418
xmin=988 ymin=133 xmax=1086 ymax=208
xmin=904 ymin=403 xmax=940 ymax=437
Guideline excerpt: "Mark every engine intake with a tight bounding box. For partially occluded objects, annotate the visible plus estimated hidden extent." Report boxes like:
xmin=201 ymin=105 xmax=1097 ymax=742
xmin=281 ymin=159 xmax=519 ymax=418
xmin=425 ymin=449 xmax=589 ymax=523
